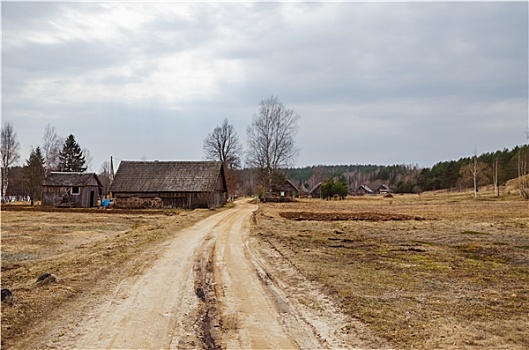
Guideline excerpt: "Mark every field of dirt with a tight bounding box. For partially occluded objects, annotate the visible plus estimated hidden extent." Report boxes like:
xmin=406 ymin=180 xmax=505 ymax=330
xmin=252 ymin=192 xmax=529 ymax=349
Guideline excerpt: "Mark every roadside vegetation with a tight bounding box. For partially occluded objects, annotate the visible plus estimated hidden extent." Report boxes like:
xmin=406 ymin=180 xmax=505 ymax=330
xmin=251 ymin=191 xmax=529 ymax=349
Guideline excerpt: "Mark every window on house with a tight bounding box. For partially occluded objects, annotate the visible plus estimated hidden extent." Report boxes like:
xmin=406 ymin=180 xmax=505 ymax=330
xmin=71 ymin=186 xmax=80 ymax=195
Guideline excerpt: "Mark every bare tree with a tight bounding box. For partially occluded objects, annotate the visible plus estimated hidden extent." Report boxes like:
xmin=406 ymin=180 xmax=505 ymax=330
xmin=460 ymin=154 xmax=489 ymax=199
xmin=99 ymin=161 xmax=111 ymax=196
xmin=42 ymin=124 xmax=62 ymax=173
xmin=203 ymin=119 xmax=242 ymax=168
xmin=1 ymin=122 xmax=21 ymax=201
xmin=518 ymin=149 xmax=528 ymax=200
xmin=471 ymin=155 xmax=480 ymax=199
xmin=492 ymin=155 xmax=499 ymax=197
xmin=246 ymin=96 xmax=300 ymax=196
xmin=83 ymin=148 xmax=93 ymax=171
xmin=203 ymin=118 xmax=243 ymax=199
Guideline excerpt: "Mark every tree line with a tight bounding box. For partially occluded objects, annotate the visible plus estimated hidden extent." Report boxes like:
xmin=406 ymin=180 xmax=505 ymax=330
xmin=284 ymin=145 xmax=528 ymax=197
xmin=417 ymin=145 xmax=529 ymax=194
xmin=3 ymin=95 xmax=527 ymax=202
xmin=1 ymin=123 xmax=93 ymax=201
xmin=2 ymin=95 xmax=300 ymax=203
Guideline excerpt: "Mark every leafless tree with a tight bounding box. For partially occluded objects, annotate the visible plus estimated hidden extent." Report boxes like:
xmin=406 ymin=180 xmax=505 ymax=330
xmin=492 ymin=155 xmax=499 ymax=197
xmin=246 ymin=96 xmax=300 ymax=196
xmin=99 ymin=161 xmax=111 ymax=197
xmin=203 ymin=118 xmax=243 ymax=199
xmin=518 ymin=149 xmax=528 ymax=200
xmin=1 ymin=122 xmax=21 ymax=201
xmin=203 ymin=119 xmax=242 ymax=169
xmin=42 ymin=124 xmax=62 ymax=173
xmin=460 ymin=154 xmax=489 ymax=199
xmin=83 ymin=148 xmax=93 ymax=171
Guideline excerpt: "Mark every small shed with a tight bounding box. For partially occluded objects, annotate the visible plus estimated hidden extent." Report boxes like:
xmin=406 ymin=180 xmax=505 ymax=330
xmin=277 ymin=179 xmax=300 ymax=198
xmin=309 ymin=182 xmax=322 ymax=198
xmin=109 ymin=161 xmax=227 ymax=209
xmin=356 ymin=185 xmax=374 ymax=196
xmin=42 ymin=172 xmax=103 ymax=208
xmin=375 ymin=184 xmax=393 ymax=194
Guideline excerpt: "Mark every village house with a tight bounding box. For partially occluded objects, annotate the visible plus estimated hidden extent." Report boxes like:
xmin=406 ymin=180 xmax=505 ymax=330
xmin=276 ymin=179 xmax=300 ymax=198
xmin=309 ymin=182 xmax=322 ymax=198
xmin=41 ymin=172 xmax=103 ymax=208
xmin=109 ymin=161 xmax=227 ymax=209
xmin=375 ymin=184 xmax=393 ymax=194
xmin=355 ymin=185 xmax=374 ymax=196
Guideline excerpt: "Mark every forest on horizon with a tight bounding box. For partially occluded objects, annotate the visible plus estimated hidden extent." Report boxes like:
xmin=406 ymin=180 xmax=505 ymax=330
xmin=282 ymin=144 xmax=529 ymax=195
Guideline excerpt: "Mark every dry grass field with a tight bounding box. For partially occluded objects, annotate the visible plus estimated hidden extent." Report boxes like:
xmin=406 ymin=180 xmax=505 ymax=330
xmin=1 ymin=192 xmax=527 ymax=349
xmin=251 ymin=192 xmax=529 ymax=349
xmin=0 ymin=205 xmax=215 ymax=348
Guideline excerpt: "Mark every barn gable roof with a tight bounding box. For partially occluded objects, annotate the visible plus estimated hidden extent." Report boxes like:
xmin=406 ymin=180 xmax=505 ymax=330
xmin=375 ymin=184 xmax=392 ymax=193
xmin=42 ymin=172 xmax=102 ymax=187
xmin=109 ymin=161 xmax=225 ymax=193
xmin=309 ymin=182 xmax=322 ymax=195
xmin=279 ymin=179 xmax=300 ymax=193
xmin=357 ymin=185 xmax=374 ymax=193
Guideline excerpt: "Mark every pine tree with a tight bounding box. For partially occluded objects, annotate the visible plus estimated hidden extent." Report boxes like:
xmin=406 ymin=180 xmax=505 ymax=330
xmin=58 ymin=134 xmax=87 ymax=172
xmin=23 ymin=146 xmax=45 ymax=201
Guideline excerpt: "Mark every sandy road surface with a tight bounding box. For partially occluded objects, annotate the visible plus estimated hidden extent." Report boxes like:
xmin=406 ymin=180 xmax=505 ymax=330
xmin=31 ymin=201 xmax=360 ymax=349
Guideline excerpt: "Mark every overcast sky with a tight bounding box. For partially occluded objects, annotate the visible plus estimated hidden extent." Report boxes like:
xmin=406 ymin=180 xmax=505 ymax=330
xmin=2 ymin=1 xmax=528 ymax=171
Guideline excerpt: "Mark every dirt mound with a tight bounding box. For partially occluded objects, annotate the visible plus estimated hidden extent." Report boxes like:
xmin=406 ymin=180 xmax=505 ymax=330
xmin=279 ymin=211 xmax=423 ymax=221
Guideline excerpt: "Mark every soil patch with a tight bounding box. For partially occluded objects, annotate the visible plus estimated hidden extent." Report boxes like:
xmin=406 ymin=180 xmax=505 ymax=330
xmin=280 ymin=211 xmax=423 ymax=221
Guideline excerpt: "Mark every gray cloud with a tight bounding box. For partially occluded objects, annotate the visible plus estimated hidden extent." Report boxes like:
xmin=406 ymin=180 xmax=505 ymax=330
xmin=2 ymin=2 xmax=527 ymax=170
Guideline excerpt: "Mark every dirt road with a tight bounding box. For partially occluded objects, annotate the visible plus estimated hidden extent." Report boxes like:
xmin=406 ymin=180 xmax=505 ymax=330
xmin=30 ymin=200 xmax=361 ymax=349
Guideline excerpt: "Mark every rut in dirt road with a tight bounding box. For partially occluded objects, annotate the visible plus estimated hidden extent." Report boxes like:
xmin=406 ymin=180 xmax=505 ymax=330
xmin=37 ymin=201 xmax=357 ymax=349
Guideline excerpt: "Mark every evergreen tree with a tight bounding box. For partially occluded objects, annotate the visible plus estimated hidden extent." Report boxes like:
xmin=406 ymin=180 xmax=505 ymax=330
xmin=58 ymin=134 xmax=87 ymax=172
xmin=23 ymin=146 xmax=45 ymax=201
xmin=321 ymin=178 xmax=348 ymax=200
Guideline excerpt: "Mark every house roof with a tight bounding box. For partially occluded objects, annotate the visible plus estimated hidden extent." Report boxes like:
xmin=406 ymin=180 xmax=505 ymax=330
xmin=376 ymin=184 xmax=392 ymax=192
xmin=279 ymin=179 xmax=300 ymax=193
xmin=109 ymin=161 xmax=225 ymax=193
xmin=357 ymin=185 xmax=374 ymax=193
xmin=42 ymin=172 xmax=102 ymax=187
xmin=309 ymin=182 xmax=322 ymax=194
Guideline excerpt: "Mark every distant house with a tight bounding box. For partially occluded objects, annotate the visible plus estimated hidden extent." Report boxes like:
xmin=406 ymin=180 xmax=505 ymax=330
xmin=375 ymin=184 xmax=393 ymax=194
xmin=42 ymin=172 xmax=102 ymax=208
xmin=276 ymin=179 xmax=300 ymax=198
xmin=355 ymin=185 xmax=374 ymax=196
xmin=309 ymin=182 xmax=322 ymax=198
xmin=109 ymin=161 xmax=227 ymax=209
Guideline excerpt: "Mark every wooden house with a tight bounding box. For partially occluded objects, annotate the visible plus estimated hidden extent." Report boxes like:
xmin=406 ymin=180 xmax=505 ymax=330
xmin=276 ymin=179 xmax=300 ymax=198
xmin=355 ymin=185 xmax=374 ymax=196
xmin=375 ymin=184 xmax=393 ymax=194
xmin=109 ymin=161 xmax=227 ymax=209
xmin=42 ymin=172 xmax=102 ymax=208
xmin=309 ymin=182 xmax=322 ymax=198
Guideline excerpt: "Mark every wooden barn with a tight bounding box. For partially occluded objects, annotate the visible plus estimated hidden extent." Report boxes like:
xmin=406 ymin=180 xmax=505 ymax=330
xmin=109 ymin=161 xmax=227 ymax=209
xmin=276 ymin=179 xmax=300 ymax=198
xmin=309 ymin=182 xmax=322 ymax=198
xmin=356 ymin=185 xmax=374 ymax=196
xmin=42 ymin=172 xmax=103 ymax=208
xmin=375 ymin=184 xmax=393 ymax=194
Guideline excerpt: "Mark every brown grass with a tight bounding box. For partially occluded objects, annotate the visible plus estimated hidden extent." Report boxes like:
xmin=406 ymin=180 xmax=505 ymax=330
xmin=0 ymin=205 xmax=215 ymax=348
xmin=251 ymin=193 xmax=529 ymax=349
